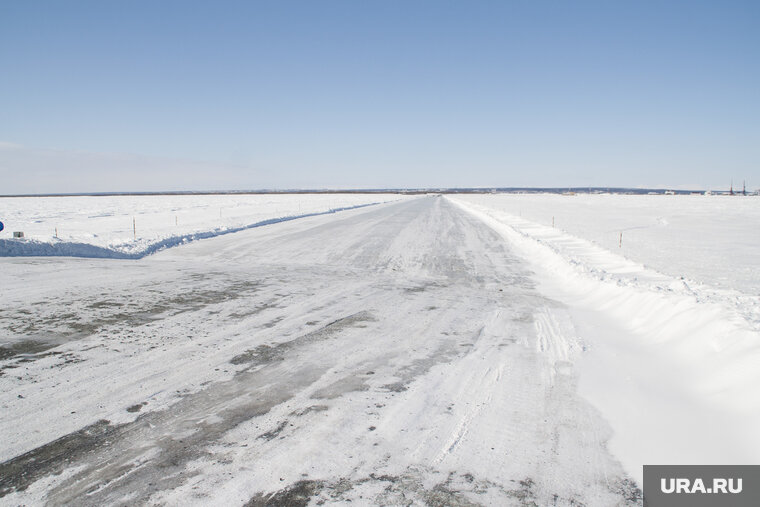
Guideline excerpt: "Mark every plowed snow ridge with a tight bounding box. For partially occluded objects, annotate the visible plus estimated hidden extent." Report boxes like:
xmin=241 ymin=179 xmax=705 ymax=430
xmin=449 ymin=196 xmax=760 ymax=483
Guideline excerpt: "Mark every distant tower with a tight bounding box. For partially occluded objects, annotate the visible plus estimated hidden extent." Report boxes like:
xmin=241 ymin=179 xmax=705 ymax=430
xmin=743 ymin=180 xmax=746 ymax=196
xmin=730 ymin=180 xmax=734 ymax=196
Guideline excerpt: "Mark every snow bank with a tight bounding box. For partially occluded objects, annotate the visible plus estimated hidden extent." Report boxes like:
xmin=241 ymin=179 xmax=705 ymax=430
xmin=0 ymin=194 xmax=405 ymax=259
xmin=449 ymin=195 xmax=760 ymax=483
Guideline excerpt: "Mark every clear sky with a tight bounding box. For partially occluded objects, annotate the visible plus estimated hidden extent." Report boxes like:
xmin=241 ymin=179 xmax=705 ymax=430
xmin=1 ymin=0 xmax=758 ymax=193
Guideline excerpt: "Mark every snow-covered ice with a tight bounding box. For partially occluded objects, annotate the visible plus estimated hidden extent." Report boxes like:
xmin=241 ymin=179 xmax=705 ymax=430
xmin=453 ymin=193 xmax=760 ymax=295
xmin=0 ymin=193 xmax=407 ymax=258
xmin=1 ymin=193 xmax=757 ymax=505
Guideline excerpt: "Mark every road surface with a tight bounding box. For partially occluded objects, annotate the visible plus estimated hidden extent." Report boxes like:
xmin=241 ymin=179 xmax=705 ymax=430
xmin=0 ymin=196 xmax=639 ymax=505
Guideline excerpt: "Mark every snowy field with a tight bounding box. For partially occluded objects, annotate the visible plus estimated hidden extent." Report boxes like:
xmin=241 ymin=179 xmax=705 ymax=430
xmin=0 ymin=193 xmax=407 ymax=258
xmin=1 ymin=193 xmax=758 ymax=505
xmin=455 ymin=193 xmax=760 ymax=295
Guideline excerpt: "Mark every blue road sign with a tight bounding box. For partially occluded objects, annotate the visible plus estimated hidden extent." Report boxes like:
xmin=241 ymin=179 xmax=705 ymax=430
xmin=0 ymin=221 xmax=4 ymax=232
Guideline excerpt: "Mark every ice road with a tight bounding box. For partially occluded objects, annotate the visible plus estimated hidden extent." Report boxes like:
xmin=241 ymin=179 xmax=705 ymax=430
xmin=1 ymin=196 xmax=641 ymax=505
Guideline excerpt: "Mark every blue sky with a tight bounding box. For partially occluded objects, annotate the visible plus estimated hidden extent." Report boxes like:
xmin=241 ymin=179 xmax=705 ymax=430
xmin=1 ymin=0 xmax=758 ymax=193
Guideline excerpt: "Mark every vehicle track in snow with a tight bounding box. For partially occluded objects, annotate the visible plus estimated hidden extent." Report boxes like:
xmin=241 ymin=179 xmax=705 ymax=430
xmin=0 ymin=196 xmax=640 ymax=505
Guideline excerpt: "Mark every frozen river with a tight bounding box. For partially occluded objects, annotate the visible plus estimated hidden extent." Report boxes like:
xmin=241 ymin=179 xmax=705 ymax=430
xmin=1 ymin=196 xmax=640 ymax=505
xmin=2 ymin=193 xmax=758 ymax=505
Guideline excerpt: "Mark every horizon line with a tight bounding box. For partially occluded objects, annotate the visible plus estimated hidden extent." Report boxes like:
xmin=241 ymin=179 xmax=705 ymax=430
xmin=0 ymin=186 xmax=750 ymax=198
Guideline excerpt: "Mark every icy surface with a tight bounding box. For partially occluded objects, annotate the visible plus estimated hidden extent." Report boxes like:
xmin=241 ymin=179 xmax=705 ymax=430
xmin=2 ymin=193 xmax=758 ymax=505
xmin=0 ymin=196 xmax=641 ymax=506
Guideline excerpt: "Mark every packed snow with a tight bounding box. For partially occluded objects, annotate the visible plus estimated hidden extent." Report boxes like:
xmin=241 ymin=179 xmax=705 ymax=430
xmin=0 ymin=193 xmax=757 ymax=505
